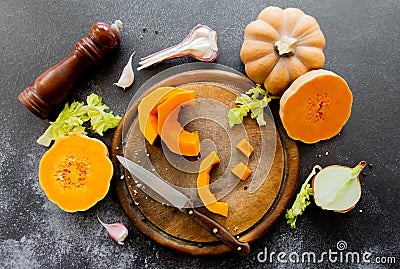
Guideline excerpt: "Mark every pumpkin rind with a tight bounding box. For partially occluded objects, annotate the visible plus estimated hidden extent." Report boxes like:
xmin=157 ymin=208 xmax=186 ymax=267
xmin=39 ymin=134 xmax=113 ymax=212
xmin=279 ymin=69 xmax=353 ymax=143
xmin=240 ymin=6 xmax=326 ymax=95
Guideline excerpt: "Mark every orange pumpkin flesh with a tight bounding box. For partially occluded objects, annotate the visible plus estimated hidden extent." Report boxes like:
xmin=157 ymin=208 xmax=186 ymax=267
xmin=236 ymin=138 xmax=254 ymax=158
xmin=240 ymin=6 xmax=325 ymax=95
xmin=157 ymin=90 xmax=200 ymax=156
xmin=138 ymin=87 xmax=184 ymax=145
xmin=197 ymin=151 xmax=229 ymax=217
xmin=279 ymin=69 xmax=353 ymax=143
xmin=231 ymin=162 xmax=252 ymax=181
xmin=39 ymin=134 xmax=113 ymax=212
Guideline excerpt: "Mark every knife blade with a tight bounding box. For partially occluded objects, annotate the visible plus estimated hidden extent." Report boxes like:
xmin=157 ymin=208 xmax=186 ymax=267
xmin=117 ymin=155 xmax=250 ymax=256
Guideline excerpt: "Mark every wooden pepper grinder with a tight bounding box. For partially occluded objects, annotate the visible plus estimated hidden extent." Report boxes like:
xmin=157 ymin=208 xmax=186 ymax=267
xmin=18 ymin=20 xmax=123 ymax=119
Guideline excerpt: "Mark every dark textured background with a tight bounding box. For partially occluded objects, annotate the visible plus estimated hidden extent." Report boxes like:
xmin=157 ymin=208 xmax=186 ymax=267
xmin=1 ymin=0 xmax=399 ymax=268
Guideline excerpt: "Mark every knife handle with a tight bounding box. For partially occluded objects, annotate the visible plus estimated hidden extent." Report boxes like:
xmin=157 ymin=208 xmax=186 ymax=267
xmin=184 ymin=206 xmax=250 ymax=256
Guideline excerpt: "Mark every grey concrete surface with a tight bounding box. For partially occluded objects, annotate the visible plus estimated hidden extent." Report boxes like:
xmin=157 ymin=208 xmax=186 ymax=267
xmin=1 ymin=0 xmax=399 ymax=268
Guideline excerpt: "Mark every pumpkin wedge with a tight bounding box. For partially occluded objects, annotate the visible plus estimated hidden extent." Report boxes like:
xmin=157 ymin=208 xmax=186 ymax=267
xmin=157 ymin=90 xmax=200 ymax=156
xmin=39 ymin=134 xmax=113 ymax=212
xmin=197 ymin=151 xmax=228 ymax=217
xmin=279 ymin=69 xmax=352 ymax=143
xmin=138 ymin=87 xmax=185 ymax=145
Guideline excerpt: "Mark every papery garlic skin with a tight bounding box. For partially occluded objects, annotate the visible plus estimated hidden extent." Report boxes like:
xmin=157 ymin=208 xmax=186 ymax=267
xmin=97 ymin=216 xmax=129 ymax=245
xmin=182 ymin=27 xmax=218 ymax=60
xmin=114 ymin=52 xmax=135 ymax=90
xmin=137 ymin=25 xmax=218 ymax=70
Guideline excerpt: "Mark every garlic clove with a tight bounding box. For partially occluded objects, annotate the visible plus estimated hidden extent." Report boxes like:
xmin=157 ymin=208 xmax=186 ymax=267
xmin=114 ymin=52 xmax=135 ymax=90
xmin=97 ymin=215 xmax=128 ymax=245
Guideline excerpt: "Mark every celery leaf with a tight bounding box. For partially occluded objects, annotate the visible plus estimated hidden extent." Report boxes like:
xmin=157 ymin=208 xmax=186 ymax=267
xmin=285 ymin=165 xmax=322 ymax=228
xmin=37 ymin=93 xmax=121 ymax=146
xmin=86 ymin=93 xmax=121 ymax=136
xmin=228 ymin=84 xmax=278 ymax=127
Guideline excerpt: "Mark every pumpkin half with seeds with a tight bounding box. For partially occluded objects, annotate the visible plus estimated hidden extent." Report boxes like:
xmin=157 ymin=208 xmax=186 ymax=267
xmin=279 ymin=69 xmax=353 ymax=143
xmin=240 ymin=6 xmax=326 ymax=95
xmin=39 ymin=134 xmax=113 ymax=212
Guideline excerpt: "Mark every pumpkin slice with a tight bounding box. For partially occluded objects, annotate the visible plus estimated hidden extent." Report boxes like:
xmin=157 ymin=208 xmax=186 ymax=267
xmin=39 ymin=134 xmax=113 ymax=212
xmin=279 ymin=69 xmax=353 ymax=143
xmin=138 ymin=87 xmax=186 ymax=144
xmin=157 ymin=90 xmax=200 ymax=156
xmin=231 ymin=162 xmax=252 ymax=181
xmin=236 ymin=138 xmax=254 ymax=157
xmin=197 ymin=151 xmax=229 ymax=217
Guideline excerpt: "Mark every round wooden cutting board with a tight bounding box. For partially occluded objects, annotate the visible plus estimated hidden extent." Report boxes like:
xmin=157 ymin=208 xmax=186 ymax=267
xmin=111 ymin=64 xmax=299 ymax=256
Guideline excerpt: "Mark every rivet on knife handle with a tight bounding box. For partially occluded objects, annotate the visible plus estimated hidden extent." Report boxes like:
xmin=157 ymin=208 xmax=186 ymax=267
xmin=185 ymin=204 xmax=250 ymax=256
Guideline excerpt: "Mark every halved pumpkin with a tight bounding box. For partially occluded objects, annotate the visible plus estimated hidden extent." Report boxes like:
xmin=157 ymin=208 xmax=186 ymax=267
xmin=39 ymin=134 xmax=113 ymax=212
xmin=279 ymin=69 xmax=352 ymax=143
xmin=157 ymin=90 xmax=200 ymax=156
xmin=197 ymin=151 xmax=229 ymax=217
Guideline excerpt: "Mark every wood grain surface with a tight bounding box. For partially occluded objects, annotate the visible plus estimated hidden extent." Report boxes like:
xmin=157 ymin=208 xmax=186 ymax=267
xmin=111 ymin=77 xmax=299 ymax=255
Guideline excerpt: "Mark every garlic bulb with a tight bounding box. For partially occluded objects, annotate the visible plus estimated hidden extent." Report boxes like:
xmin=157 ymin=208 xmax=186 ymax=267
xmin=137 ymin=24 xmax=218 ymax=70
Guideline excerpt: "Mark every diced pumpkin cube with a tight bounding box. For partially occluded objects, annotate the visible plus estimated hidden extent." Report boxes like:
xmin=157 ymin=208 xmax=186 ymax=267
xmin=236 ymin=138 xmax=254 ymax=157
xmin=231 ymin=162 xmax=252 ymax=181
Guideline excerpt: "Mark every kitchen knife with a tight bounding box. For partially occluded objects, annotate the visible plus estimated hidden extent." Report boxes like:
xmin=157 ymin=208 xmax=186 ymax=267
xmin=117 ymin=155 xmax=250 ymax=256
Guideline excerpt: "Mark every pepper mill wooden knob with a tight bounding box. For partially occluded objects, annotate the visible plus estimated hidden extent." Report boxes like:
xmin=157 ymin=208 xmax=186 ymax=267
xmin=18 ymin=21 xmax=122 ymax=119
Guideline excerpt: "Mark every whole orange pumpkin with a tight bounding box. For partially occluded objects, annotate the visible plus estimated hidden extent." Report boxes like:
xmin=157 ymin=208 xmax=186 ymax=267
xmin=240 ymin=6 xmax=326 ymax=95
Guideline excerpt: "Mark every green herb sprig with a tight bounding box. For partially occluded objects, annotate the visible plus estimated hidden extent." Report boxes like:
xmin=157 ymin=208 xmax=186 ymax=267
xmin=285 ymin=165 xmax=322 ymax=229
xmin=228 ymin=84 xmax=279 ymax=127
xmin=37 ymin=93 xmax=121 ymax=147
